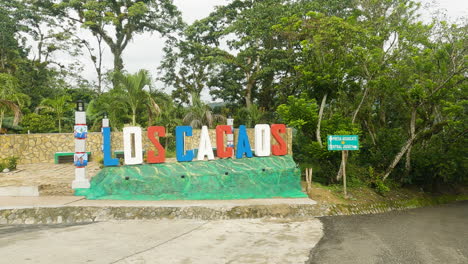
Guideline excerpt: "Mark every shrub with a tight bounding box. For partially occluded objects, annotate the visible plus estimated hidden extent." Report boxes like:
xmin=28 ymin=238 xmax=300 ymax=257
xmin=368 ymin=166 xmax=390 ymax=195
xmin=0 ymin=156 xmax=18 ymax=171
xmin=6 ymin=156 xmax=19 ymax=170
xmin=21 ymin=113 xmax=56 ymax=133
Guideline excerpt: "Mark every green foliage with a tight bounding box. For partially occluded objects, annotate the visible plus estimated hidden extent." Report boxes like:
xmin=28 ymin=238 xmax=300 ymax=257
xmin=277 ymin=94 xmax=318 ymax=134
xmin=55 ymin=0 xmax=183 ymax=83
xmin=6 ymin=156 xmax=19 ymax=170
xmin=0 ymin=0 xmax=465 ymax=192
xmin=37 ymin=94 xmax=74 ymax=133
xmin=367 ymin=166 xmax=390 ymax=195
xmin=235 ymin=105 xmax=266 ymax=128
xmin=0 ymin=156 xmax=19 ymax=171
xmin=118 ymin=69 xmax=154 ymax=126
xmin=20 ymin=113 xmax=56 ymax=133
xmin=183 ymin=93 xmax=225 ymax=128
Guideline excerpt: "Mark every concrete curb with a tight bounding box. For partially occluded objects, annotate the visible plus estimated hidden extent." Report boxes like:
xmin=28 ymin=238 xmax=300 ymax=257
xmin=0 ymin=204 xmax=329 ymax=224
xmin=1 ymin=195 xmax=466 ymax=224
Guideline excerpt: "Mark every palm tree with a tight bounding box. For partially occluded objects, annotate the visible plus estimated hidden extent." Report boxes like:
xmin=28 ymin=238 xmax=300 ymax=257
xmin=0 ymin=99 xmax=21 ymax=132
xmin=183 ymin=93 xmax=225 ymax=128
xmin=36 ymin=95 xmax=73 ymax=133
xmin=119 ymin=69 xmax=160 ymax=126
xmin=237 ymin=104 xmax=265 ymax=128
xmin=0 ymin=73 xmax=22 ymax=131
xmin=150 ymin=92 xmax=183 ymax=149
xmin=86 ymin=91 xmax=130 ymax=131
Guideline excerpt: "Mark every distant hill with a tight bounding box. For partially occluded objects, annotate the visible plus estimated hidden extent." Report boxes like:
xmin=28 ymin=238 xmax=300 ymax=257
xmin=207 ymin=102 xmax=227 ymax=108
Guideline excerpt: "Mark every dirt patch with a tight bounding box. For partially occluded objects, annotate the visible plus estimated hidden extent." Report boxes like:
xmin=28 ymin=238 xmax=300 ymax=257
xmin=0 ymin=162 xmax=101 ymax=196
xmin=305 ymin=184 xmax=345 ymax=205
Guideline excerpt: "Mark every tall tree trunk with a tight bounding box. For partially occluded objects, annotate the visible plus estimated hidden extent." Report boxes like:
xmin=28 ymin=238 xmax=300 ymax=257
xmin=97 ymin=36 xmax=104 ymax=94
xmin=113 ymin=48 xmax=124 ymax=73
xmin=337 ymin=84 xmax=371 ymax=180
xmin=405 ymin=108 xmax=417 ymax=175
xmin=316 ymin=93 xmax=328 ymax=148
xmin=383 ymin=135 xmax=417 ymax=181
xmin=364 ymin=120 xmax=376 ymax=145
xmin=132 ymin=109 xmax=136 ymax=126
xmin=245 ymin=79 xmax=253 ymax=108
xmin=352 ymin=85 xmax=370 ymax=124
xmin=58 ymin=118 xmax=61 ymax=133
xmin=112 ymin=48 xmax=124 ymax=88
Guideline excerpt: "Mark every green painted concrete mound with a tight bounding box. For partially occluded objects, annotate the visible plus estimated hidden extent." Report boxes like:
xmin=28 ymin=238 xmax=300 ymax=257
xmin=75 ymin=155 xmax=307 ymax=200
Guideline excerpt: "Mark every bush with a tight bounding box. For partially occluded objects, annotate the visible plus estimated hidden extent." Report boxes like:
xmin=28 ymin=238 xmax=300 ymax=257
xmin=21 ymin=113 xmax=56 ymax=133
xmin=6 ymin=156 xmax=19 ymax=170
xmin=368 ymin=166 xmax=390 ymax=195
xmin=0 ymin=156 xmax=18 ymax=171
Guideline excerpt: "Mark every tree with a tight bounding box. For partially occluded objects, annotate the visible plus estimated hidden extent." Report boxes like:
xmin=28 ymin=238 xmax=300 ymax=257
xmin=274 ymin=12 xmax=364 ymax=147
xmin=159 ymin=34 xmax=216 ymax=105
xmin=55 ymin=0 xmax=183 ymax=86
xmin=86 ymin=91 xmax=130 ymax=131
xmin=21 ymin=113 xmax=55 ymax=133
xmin=382 ymin=19 xmax=467 ymax=181
xmin=0 ymin=4 xmax=23 ymax=74
xmin=186 ymin=0 xmax=356 ymax=109
xmin=36 ymin=94 xmax=73 ymax=133
xmin=119 ymin=69 xmax=160 ymax=126
xmin=183 ymin=93 xmax=224 ymax=128
xmin=150 ymin=91 xmax=183 ymax=149
xmin=187 ymin=0 xmax=313 ymax=108
xmin=0 ymin=73 xmax=24 ymax=131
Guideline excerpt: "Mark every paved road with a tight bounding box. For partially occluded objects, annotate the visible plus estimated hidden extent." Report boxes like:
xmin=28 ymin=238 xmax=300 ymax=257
xmin=308 ymin=201 xmax=468 ymax=264
xmin=0 ymin=218 xmax=323 ymax=264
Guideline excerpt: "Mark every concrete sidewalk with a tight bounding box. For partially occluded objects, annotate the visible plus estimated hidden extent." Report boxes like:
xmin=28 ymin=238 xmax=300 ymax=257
xmin=0 ymin=218 xmax=324 ymax=264
xmin=0 ymin=196 xmax=322 ymax=224
xmin=0 ymin=196 xmax=316 ymax=210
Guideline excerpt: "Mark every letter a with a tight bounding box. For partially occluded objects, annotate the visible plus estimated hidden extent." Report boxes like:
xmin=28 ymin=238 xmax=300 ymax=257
xmin=236 ymin=125 xmax=253 ymax=159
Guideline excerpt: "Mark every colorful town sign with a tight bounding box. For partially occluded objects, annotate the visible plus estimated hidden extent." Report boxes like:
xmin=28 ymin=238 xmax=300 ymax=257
xmin=102 ymin=124 xmax=288 ymax=166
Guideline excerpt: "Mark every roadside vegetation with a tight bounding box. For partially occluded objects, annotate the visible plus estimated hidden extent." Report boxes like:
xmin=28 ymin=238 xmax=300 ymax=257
xmin=0 ymin=0 xmax=466 ymax=195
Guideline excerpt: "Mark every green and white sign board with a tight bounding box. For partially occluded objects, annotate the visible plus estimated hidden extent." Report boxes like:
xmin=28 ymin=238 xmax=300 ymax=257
xmin=327 ymin=135 xmax=359 ymax=151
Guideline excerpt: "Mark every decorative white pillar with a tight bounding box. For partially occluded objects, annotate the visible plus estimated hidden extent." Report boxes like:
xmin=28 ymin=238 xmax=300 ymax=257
xmin=227 ymin=117 xmax=234 ymax=157
xmin=227 ymin=116 xmax=234 ymax=146
xmin=72 ymin=100 xmax=90 ymax=189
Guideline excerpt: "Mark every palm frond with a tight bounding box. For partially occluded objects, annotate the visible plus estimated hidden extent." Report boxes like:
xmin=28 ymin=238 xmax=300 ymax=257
xmin=0 ymin=99 xmax=22 ymax=126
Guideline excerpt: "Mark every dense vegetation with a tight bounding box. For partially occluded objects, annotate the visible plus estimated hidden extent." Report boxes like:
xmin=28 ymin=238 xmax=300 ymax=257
xmin=0 ymin=0 xmax=466 ymax=191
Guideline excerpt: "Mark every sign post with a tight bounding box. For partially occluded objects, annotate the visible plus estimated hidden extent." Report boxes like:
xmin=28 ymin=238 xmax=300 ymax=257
xmin=327 ymin=135 xmax=359 ymax=198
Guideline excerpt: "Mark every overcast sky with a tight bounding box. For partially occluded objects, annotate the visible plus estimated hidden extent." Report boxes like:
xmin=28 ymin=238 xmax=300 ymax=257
xmin=69 ymin=0 xmax=466 ymax=100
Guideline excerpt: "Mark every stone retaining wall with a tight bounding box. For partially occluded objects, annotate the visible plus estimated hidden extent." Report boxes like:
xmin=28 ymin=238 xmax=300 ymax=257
xmin=0 ymin=128 xmax=292 ymax=164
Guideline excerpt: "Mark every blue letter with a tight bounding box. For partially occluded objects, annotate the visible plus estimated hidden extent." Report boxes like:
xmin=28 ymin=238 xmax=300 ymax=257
xmin=176 ymin=126 xmax=194 ymax=162
xmin=236 ymin=125 xmax=253 ymax=159
xmin=103 ymin=127 xmax=119 ymax=166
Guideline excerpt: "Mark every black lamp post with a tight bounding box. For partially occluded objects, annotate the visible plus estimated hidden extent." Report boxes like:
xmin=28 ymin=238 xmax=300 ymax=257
xmin=76 ymin=100 xmax=85 ymax=112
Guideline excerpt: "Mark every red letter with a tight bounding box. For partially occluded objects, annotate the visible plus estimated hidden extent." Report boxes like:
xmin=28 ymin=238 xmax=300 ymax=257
xmin=147 ymin=126 xmax=166 ymax=163
xmin=216 ymin=125 xmax=233 ymax=158
xmin=271 ymin=124 xmax=287 ymax=156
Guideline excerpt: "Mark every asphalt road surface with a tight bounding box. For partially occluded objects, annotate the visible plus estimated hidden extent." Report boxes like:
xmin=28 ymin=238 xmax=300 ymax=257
xmin=308 ymin=200 xmax=468 ymax=264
